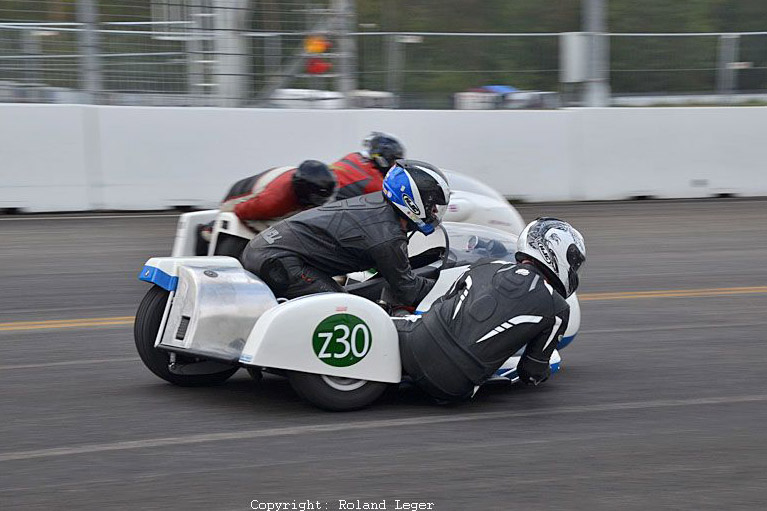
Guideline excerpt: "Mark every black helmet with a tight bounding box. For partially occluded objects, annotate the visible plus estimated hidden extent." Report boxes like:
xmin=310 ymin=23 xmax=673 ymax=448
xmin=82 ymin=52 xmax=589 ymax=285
xmin=292 ymin=160 xmax=337 ymax=207
xmin=362 ymin=132 xmax=405 ymax=175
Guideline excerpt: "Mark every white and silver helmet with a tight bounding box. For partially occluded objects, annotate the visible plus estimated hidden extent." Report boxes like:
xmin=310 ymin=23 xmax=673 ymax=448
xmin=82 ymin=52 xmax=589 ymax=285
xmin=516 ymin=218 xmax=586 ymax=298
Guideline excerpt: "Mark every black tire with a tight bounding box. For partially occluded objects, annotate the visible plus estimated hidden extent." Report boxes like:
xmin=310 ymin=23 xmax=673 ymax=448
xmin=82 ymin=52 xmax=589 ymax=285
xmin=287 ymin=371 xmax=389 ymax=411
xmin=134 ymin=285 xmax=238 ymax=386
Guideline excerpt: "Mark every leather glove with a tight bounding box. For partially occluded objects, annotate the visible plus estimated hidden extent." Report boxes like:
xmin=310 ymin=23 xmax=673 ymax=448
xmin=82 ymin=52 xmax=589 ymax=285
xmin=517 ymin=355 xmax=551 ymax=386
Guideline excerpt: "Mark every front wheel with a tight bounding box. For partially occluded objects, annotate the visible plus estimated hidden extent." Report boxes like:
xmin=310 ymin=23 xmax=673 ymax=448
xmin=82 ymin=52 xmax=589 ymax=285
xmin=287 ymin=371 xmax=389 ymax=411
xmin=134 ymin=285 xmax=238 ymax=386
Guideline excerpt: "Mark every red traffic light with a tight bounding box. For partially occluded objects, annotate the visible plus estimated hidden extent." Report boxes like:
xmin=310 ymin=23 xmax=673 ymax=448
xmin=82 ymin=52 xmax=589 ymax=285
xmin=306 ymin=58 xmax=332 ymax=75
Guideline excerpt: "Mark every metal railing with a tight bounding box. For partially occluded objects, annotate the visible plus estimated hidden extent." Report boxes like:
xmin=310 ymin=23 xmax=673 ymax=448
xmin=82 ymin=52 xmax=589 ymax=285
xmin=2 ymin=0 xmax=767 ymax=108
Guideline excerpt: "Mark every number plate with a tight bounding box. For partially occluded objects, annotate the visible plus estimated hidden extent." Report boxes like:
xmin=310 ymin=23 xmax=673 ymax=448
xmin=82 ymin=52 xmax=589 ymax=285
xmin=313 ymin=314 xmax=372 ymax=367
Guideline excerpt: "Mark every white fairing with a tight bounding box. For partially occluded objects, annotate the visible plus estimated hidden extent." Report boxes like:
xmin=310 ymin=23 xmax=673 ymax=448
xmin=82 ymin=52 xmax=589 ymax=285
xmin=171 ymin=210 xmax=218 ymax=257
xmin=564 ymin=292 xmax=581 ymax=339
xmin=444 ymin=190 xmax=526 ymax=235
xmin=443 ymin=171 xmax=526 ymax=235
xmin=239 ymin=293 xmax=402 ymax=383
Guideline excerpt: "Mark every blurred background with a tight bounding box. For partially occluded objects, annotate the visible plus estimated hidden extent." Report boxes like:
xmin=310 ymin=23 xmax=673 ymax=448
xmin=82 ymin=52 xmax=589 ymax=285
xmin=2 ymin=0 xmax=767 ymax=109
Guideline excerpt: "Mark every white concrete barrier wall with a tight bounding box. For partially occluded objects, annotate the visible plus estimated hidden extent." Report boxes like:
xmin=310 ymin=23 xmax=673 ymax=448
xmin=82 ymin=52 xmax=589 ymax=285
xmin=0 ymin=105 xmax=92 ymax=211
xmin=1 ymin=105 xmax=766 ymax=211
xmin=571 ymin=108 xmax=767 ymax=200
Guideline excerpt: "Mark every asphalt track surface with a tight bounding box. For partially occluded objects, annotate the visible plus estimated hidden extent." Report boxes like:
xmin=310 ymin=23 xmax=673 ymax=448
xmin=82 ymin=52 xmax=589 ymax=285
xmin=1 ymin=199 xmax=766 ymax=510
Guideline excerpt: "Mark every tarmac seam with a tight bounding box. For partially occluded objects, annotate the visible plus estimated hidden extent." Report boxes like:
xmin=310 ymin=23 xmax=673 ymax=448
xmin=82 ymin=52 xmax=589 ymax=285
xmin=1 ymin=393 xmax=766 ymax=463
xmin=0 ymin=357 xmax=139 ymax=371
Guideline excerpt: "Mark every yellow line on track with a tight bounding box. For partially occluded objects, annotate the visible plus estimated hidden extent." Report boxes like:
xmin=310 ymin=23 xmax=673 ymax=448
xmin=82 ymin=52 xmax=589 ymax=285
xmin=1 ymin=286 xmax=766 ymax=332
xmin=0 ymin=317 xmax=134 ymax=332
xmin=580 ymin=286 xmax=767 ymax=301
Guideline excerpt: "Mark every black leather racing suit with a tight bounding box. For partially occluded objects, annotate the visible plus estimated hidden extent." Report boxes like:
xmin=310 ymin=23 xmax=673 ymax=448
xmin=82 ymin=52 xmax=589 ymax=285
xmin=241 ymin=192 xmax=435 ymax=305
xmin=397 ymin=260 xmax=570 ymax=401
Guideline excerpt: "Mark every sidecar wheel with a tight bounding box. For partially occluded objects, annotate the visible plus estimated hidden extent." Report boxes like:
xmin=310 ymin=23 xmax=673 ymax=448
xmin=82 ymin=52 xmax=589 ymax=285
xmin=287 ymin=371 xmax=389 ymax=411
xmin=134 ymin=285 xmax=238 ymax=386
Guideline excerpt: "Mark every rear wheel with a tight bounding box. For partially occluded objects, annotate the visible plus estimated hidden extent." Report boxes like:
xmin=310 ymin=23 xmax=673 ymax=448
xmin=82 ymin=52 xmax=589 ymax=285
xmin=134 ymin=285 xmax=238 ymax=386
xmin=287 ymin=371 xmax=389 ymax=411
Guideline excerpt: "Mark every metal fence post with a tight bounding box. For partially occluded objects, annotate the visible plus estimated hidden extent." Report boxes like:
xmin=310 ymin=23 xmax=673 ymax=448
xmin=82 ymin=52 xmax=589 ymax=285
xmin=76 ymin=0 xmax=103 ymax=104
xmin=582 ymin=0 xmax=610 ymax=107
xmin=386 ymin=34 xmax=403 ymax=107
xmin=185 ymin=3 xmax=205 ymax=102
xmin=717 ymin=34 xmax=740 ymax=99
xmin=331 ymin=0 xmax=358 ymax=107
xmin=21 ymin=30 xmax=42 ymax=85
xmin=212 ymin=0 xmax=249 ymax=107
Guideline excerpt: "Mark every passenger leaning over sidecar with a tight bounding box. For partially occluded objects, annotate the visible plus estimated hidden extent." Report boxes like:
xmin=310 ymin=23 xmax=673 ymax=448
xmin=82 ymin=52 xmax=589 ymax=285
xmin=221 ymin=160 xmax=336 ymax=221
xmin=205 ymin=160 xmax=337 ymax=257
xmin=241 ymin=160 xmax=450 ymax=307
xmin=396 ymin=218 xmax=586 ymax=402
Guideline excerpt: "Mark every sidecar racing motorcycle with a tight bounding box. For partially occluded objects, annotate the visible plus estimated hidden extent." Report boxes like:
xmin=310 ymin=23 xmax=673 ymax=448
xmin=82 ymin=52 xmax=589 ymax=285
xmin=135 ymin=221 xmax=581 ymax=411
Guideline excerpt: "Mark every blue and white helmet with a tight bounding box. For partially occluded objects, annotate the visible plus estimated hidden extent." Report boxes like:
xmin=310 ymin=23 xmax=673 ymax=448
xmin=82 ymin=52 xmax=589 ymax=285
xmin=382 ymin=160 xmax=450 ymax=235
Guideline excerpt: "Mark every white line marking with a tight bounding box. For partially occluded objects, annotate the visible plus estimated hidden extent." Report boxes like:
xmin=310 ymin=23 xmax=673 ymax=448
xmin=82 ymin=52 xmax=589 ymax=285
xmin=0 ymin=357 xmax=138 ymax=371
xmin=0 ymin=431 xmax=690 ymax=496
xmin=1 ymin=394 xmax=765 ymax=463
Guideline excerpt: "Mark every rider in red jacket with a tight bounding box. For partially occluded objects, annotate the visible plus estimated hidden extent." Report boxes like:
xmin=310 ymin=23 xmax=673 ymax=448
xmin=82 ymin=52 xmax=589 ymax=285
xmin=221 ymin=160 xmax=336 ymax=222
xmin=332 ymin=132 xmax=405 ymax=200
xmin=202 ymin=160 xmax=336 ymax=258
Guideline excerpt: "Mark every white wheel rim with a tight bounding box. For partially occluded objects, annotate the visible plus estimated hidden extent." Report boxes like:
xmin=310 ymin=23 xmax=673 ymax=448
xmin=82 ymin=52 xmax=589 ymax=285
xmin=320 ymin=375 xmax=367 ymax=391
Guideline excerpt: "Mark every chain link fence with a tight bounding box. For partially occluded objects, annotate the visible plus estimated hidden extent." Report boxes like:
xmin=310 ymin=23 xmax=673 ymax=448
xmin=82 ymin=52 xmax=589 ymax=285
xmin=611 ymin=32 xmax=767 ymax=100
xmin=354 ymin=32 xmax=560 ymax=109
xmin=2 ymin=1 xmax=767 ymax=107
xmin=0 ymin=0 xmax=331 ymax=105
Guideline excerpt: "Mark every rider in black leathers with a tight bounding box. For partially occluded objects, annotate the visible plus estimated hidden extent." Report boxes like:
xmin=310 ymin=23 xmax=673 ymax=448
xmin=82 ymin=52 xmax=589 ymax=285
xmin=241 ymin=192 xmax=432 ymax=304
xmin=240 ymin=160 xmax=451 ymax=306
xmin=397 ymin=218 xmax=586 ymax=401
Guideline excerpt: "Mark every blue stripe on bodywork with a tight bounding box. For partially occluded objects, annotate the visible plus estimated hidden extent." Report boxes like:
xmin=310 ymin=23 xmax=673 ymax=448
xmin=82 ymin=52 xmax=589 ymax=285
xmin=138 ymin=265 xmax=178 ymax=291
xmin=558 ymin=334 xmax=576 ymax=349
